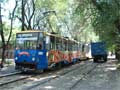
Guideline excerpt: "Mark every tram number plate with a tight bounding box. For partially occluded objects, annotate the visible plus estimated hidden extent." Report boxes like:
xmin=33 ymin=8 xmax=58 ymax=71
xmin=38 ymin=52 xmax=43 ymax=55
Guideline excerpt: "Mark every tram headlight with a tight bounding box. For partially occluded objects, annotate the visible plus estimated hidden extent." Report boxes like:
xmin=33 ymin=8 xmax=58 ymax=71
xmin=15 ymin=57 xmax=18 ymax=60
xmin=32 ymin=57 xmax=35 ymax=61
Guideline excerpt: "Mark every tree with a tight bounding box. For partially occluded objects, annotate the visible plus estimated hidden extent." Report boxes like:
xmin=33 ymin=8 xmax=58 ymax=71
xmin=15 ymin=0 xmax=68 ymax=34
xmin=65 ymin=0 xmax=97 ymax=42
xmin=0 ymin=1 xmax=17 ymax=68
xmin=0 ymin=3 xmax=5 ymax=68
xmin=90 ymin=0 xmax=120 ymax=60
xmin=15 ymin=0 xmax=35 ymax=30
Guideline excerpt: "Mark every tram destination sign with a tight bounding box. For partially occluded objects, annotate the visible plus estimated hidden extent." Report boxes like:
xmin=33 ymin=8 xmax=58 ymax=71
xmin=16 ymin=32 xmax=38 ymax=41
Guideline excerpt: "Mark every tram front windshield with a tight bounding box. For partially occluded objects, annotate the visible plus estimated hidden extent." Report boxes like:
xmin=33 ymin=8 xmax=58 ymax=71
xmin=16 ymin=32 xmax=43 ymax=50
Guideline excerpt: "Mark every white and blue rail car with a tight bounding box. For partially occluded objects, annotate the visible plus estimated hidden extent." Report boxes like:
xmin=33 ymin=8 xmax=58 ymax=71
xmin=14 ymin=30 xmax=87 ymax=72
xmin=14 ymin=30 xmax=91 ymax=72
xmin=14 ymin=31 xmax=48 ymax=72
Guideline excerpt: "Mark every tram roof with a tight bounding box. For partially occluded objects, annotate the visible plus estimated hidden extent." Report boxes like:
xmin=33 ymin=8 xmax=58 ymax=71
xmin=16 ymin=30 xmax=43 ymax=33
xmin=16 ymin=30 xmax=79 ymax=43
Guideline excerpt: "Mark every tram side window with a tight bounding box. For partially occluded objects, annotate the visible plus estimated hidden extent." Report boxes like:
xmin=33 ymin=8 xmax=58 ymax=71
xmin=62 ymin=39 xmax=65 ymax=51
xmin=72 ymin=43 xmax=77 ymax=51
xmin=64 ymin=40 xmax=68 ymax=51
xmin=75 ymin=43 xmax=78 ymax=51
xmin=85 ymin=44 xmax=90 ymax=53
xmin=56 ymin=38 xmax=62 ymax=50
xmin=82 ymin=44 xmax=85 ymax=52
xmin=61 ymin=39 xmax=64 ymax=51
xmin=72 ymin=42 xmax=75 ymax=51
xmin=37 ymin=33 xmax=44 ymax=50
xmin=50 ymin=36 xmax=56 ymax=50
xmin=68 ymin=42 xmax=72 ymax=51
xmin=77 ymin=44 xmax=79 ymax=50
xmin=79 ymin=44 xmax=82 ymax=52
xmin=46 ymin=36 xmax=50 ymax=50
xmin=71 ymin=42 xmax=73 ymax=51
xmin=83 ymin=44 xmax=89 ymax=53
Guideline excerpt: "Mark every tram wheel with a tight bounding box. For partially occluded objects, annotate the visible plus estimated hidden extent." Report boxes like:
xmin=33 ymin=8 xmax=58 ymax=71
xmin=35 ymin=69 xmax=44 ymax=74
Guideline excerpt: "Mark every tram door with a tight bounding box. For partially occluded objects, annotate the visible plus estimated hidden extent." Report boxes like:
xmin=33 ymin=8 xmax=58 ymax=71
xmin=37 ymin=32 xmax=48 ymax=69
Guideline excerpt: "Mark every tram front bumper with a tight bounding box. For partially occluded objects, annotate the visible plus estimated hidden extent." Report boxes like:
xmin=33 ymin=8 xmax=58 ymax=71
xmin=15 ymin=62 xmax=37 ymax=70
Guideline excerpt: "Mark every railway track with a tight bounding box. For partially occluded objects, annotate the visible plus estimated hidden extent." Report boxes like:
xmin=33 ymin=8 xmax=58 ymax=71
xmin=69 ymin=63 xmax=99 ymax=90
xmin=0 ymin=71 xmax=21 ymax=78
xmin=0 ymin=60 xmax=94 ymax=90
xmin=0 ymin=73 xmax=35 ymax=86
xmin=0 ymin=61 xmax=83 ymax=87
xmin=22 ymin=61 xmax=95 ymax=90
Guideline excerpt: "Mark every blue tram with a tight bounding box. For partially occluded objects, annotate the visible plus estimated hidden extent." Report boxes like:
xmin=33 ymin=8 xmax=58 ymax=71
xmin=14 ymin=30 xmax=89 ymax=72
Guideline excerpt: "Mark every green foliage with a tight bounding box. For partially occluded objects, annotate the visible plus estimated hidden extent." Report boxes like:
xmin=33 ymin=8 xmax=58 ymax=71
xmin=0 ymin=22 xmax=18 ymax=44
xmin=68 ymin=0 xmax=98 ymax=42
xmin=35 ymin=0 xmax=68 ymax=34
xmin=68 ymin=0 xmax=120 ymax=52
xmin=91 ymin=0 xmax=120 ymax=50
xmin=3 ymin=0 xmax=120 ymax=52
xmin=35 ymin=0 xmax=67 ymax=11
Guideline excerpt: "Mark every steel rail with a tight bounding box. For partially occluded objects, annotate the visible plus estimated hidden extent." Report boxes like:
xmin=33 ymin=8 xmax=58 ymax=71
xmin=69 ymin=63 xmax=99 ymax=90
xmin=0 ymin=71 xmax=21 ymax=78
xmin=0 ymin=60 xmax=91 ymax=88
xmin=25 ymin=61 xmax=93 ymax=90
xmin=0 ymin=75 xmax=34 ymax=86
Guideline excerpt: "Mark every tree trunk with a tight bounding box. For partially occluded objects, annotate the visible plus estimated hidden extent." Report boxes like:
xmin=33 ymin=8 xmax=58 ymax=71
xmin=21 ymin=0 xmax=25 ymax=31
xmin=0 ymin=3 xmax=5 ymax=68
xmin=1 ymin=44 xmax=5 ymax=67
xmin=114 ymin=19 xmax=120 ymax=61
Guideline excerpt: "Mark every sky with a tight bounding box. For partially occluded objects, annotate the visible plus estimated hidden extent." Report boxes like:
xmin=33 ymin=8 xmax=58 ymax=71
xmin=2 ymin=0 xmax=20 ymax=27
xmin=2 ymin=0 xmax=15 ymax=22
